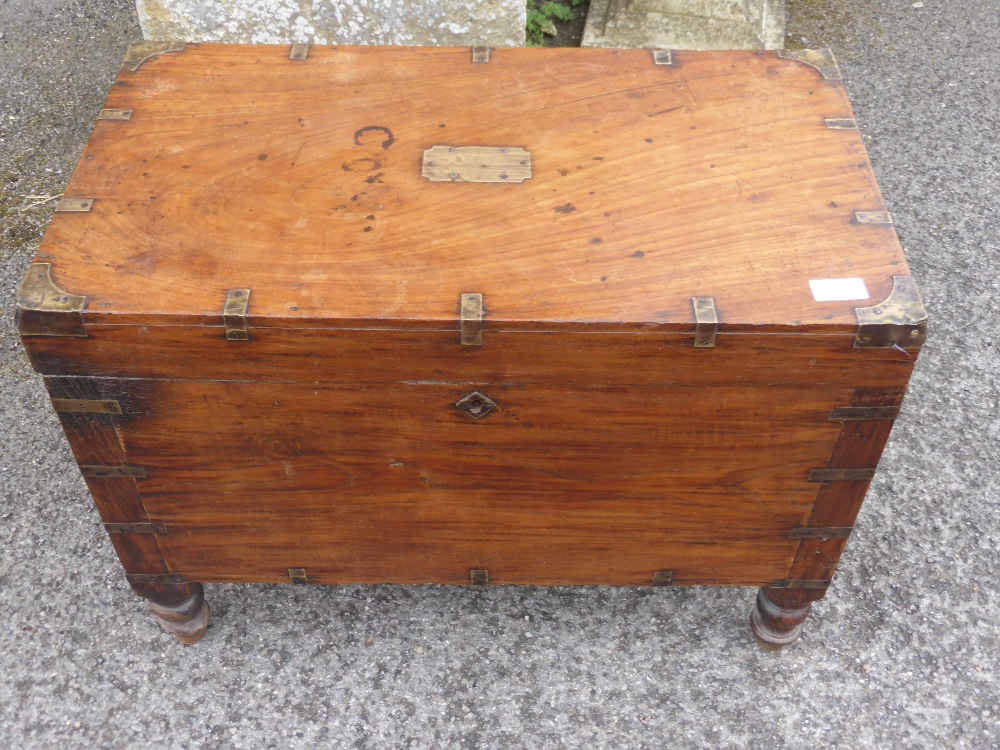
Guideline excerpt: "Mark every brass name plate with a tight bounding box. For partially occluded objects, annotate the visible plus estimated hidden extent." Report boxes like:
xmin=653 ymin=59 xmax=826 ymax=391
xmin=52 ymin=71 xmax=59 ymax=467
xmin=422 ymin=146 xmax=531 ymax=184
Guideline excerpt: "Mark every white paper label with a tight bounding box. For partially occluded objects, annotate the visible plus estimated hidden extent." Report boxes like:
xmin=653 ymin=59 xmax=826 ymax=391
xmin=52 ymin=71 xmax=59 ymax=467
xmin=809 ymin=278 xmax=869 ymax=302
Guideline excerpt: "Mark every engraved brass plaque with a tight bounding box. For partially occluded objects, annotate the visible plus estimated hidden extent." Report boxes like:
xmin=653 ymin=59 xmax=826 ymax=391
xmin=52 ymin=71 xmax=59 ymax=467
xmin=422 ymin=146 xmax=531 ymax=184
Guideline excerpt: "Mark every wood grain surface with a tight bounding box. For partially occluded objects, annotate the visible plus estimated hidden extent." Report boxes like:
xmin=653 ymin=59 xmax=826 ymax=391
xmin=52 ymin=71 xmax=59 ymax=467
xmin=34 ymin=45 xmax=908 ymax=332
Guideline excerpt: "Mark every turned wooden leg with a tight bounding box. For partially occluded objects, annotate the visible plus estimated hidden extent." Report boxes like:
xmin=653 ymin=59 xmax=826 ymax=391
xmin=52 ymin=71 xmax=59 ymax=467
xmin=128 ymin=580 xmax=210 ymax=644
xmin=750 ymin=587 xmax=815 ymax=651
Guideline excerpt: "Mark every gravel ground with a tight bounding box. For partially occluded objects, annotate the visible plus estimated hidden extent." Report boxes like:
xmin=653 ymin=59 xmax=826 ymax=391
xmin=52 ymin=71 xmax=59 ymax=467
xmin=1 ymin=1 xmax=998 ymax=748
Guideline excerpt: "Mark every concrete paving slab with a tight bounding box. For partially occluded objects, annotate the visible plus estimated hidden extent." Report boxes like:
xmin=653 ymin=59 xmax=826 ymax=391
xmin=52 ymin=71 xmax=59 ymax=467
xmin=583 ymin=0 xmax=785 ymax=50
xmin=1 ymin=0 xmax=999 ymax=747
xmin=136 ymin=0 xmax=525 ymax=47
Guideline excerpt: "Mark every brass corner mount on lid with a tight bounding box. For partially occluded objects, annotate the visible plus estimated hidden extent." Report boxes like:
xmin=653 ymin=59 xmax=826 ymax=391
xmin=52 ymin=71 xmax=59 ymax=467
xmin=854 ymin=276 xmax=928 ymax=349
xmin=15 ymin=262 xmax=87 ymax=337
xmin=776 ymin=49 xmax=842 ymax=81
xmin=122 ymin=40 xmax=186 ymax=72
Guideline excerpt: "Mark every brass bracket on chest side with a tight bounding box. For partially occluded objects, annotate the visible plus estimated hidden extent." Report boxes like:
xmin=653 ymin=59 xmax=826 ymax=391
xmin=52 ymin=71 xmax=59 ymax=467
xmin=776 ymin=49 xmax=842 ymax=81
xmin=691 ymin=296 xmax=718 ymax=348
xmin=16 ymin=263 xmax=88 ymax=337
xmin=471 ymin=46 xmax=491 ymax=63
xmin=51 ymin=398 xmax=121 ymax=414
xmin=469 ymin=569 xmax=489 ymax=585
xmin=459 ymin=293 xmax=484 ymax=346
xmin=80 ymin=465 xmax=146 ymax=479
xmin=288 ymin=568 xmax=309 ymax=584
xmin=126 ymin=573 xmax=186 ymax=585
xmin=122 ymin=40 xmax=186 ymax=72
xmin=770 ymin=579 xmax=831 ymax=590
xmin=809 ymin=468 xmax=877 ymax=482
xmin=854 ymin=275 xmax=928 ymax=349
xmin=224 ymin=289 xmax=251 ymax=341
xmin=106 ymin=522 xmax=167 ymax=535
xmin=825 ymin=117 xmax=858 ymax=130
xmin=651 ymin=570 xmax=674 ymax=586
xmin=788 ymin=527 xmax=853 ymax=540
xmin=289 ymin=43 xmax=310 ymax=60
xmin=829 ymin=406 xmax=900 ymax=421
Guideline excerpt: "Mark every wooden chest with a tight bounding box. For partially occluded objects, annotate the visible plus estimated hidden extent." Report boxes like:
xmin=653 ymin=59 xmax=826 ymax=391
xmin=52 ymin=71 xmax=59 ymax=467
xmin=17 ymin=43 xmax=926 ymax=648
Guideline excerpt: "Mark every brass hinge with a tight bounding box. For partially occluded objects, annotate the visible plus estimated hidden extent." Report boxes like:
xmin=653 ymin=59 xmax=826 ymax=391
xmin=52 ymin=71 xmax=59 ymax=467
xmin=652 ymin=49 xmax=673 ymax=66
xmin=80 ymin=465 xmax=146 ymax=479
xmin=51 ymin=398 xmax=121 ymax=415
xmin=651 ymin=570 xmax=674 ymax=586
xmin=15 ymin=263 xmax=88 ymax=337
xmin=459 ymin=293 xmax=484 ymax=346
xmin=770 ymin=579 xmax=831 ymax=590
xmin=288 ymin=567 xmax=308 ymax=584
xmin=98 ymin=109 xmax=133 ymax=121
xmin=809 ymin=468 xmax=877 ymax=482
xmin=224 ymin=288 xmax=251 ymax=341
xmin=691 ymin=296 xmax=718 ymax=348
xmin=776 ymin=49 xmax=842 ymax=81
xmin=829 ymin=406 xmax=900 ymax=421
xmin=854 ymin=275 xmax=928 ymax=349
xmin=471 ymin=46 xmax=491 ymax=63
xmin=289 ymin=43 xmax=310 ymax=60
xmin=824 ymin=117 xmax=857 ymax=130
xmin=122 ymin=40 xmax=186 ymax=72
xmin=55 ymin=198 xmax=94 ymax=213
xmin=105 ymin=522 xmax=167 ymax=535
xmin=469 ymin=569 xmax=489 ymax=585
xmin=125 ymin=573 xmax=186 ymax=585
xmin=788 ymin=527 xmax=853 ymax=540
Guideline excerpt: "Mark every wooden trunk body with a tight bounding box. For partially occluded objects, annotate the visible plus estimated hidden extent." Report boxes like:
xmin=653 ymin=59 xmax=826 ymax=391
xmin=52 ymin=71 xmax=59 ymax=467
xmin=17 ymin=45 xmax=926 ymax=627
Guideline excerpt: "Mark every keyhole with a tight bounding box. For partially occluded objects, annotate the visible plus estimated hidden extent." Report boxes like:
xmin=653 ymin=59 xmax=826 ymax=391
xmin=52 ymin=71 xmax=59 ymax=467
xmin=468 ymin=399 xmax=484 ymax=414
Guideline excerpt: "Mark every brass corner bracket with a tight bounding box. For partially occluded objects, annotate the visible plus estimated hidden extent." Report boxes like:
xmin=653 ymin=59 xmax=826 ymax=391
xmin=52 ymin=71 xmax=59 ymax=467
xmin=224 ymin=288 xmax=251 ymax=341
xmin=691 ymin=296 xmax=718 ymax=348
xmin=122 ymin=40 xmax=186 ymax=72
xmin=854 ymin=275 xmax=928 ymax=349
xmin=471 ymin=46 xmax=491 ymax=63
xmin=652 ymin=49 xmax=673 ymax=66
xmin=15 ymin=262 xmax=87 ymax=337
xmin=289 ymin=43 xmax=310 ymax=60
xmin=776 ymin=49 xmax=842 ymax=81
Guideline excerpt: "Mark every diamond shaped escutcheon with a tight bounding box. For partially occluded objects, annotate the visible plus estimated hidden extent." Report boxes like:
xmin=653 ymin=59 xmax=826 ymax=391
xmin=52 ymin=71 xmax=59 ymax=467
xmin=454 ymin=391 xmax=497 ymax=420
